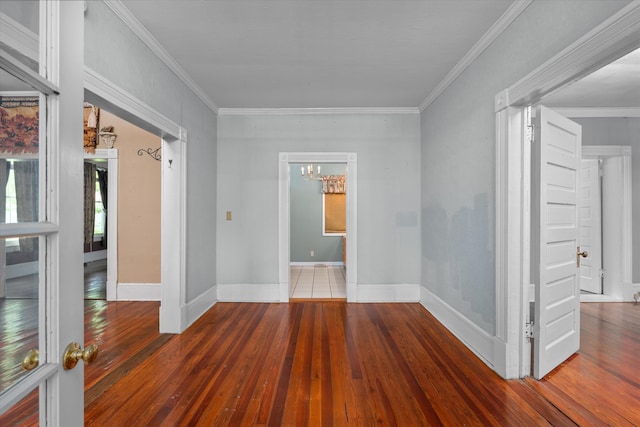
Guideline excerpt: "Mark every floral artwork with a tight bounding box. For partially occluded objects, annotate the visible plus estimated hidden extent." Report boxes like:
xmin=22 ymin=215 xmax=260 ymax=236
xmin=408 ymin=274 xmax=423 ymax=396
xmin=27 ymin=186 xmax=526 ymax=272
xmin=0 ymin=96 xmax=39 ymax=155
xmin=84 ymin=106 xmax=100 ymax=153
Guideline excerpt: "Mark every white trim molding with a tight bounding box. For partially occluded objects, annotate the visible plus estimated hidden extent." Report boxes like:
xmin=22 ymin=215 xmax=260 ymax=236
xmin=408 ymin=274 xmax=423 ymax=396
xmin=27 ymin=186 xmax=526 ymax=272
xmin=419 ymin=0 xmax=532 ymax=112
xmin=290 ymin=262 xmax=345 ymax=267
xmin=84 ymin=67 xmax=181 ymax=140
xmin=102 ymin=0 xmax=218 ymax=114
xmin=6 ymin=261 xmax=39 ymax=280
xmin=506 ymin=2 xmax=640 ymax=107
xmin=184 ymin=286 xmax=217 ymax=326
xmin=217 ymin=284 xmax=282 ymax=302
xmin=219 ymin=107 xmax=419 ymax=116
xmin=279 ymin=152 xmax=357 ymax=302
xmin=356 ymin=284 xmax=420 ymax=302
xmin=552 ymin=107 xmax=640 ymax=118
xmin=420 ymin=286 xmax=495 ymax=370
xmin=0 ymin=12 xmax=39 ymax=62
xmin=160 ymin=131 xmax=188 ymax=333
xmin=116 ymin=282 xmax=161 ymax=301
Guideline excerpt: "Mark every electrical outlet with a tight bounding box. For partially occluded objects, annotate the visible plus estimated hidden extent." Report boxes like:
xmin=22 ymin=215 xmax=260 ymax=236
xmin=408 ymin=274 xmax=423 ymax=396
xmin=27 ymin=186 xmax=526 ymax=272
xmin=310 ymin=251 xmax=314 ymax=257
xmin=226 ymin=211 xmax=232 ymax=221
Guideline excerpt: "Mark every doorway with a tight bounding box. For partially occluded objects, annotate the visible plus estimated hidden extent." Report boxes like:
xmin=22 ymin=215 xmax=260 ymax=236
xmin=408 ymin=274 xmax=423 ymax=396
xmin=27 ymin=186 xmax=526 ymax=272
xmin=279 ymin=152 xmax=357 ymax=302
xmin=84 ymin=71 xmax=186 ymax=333
xmin=579 ymin=146 xmax=633 ymax=301
xmin=290 ymin=162 xmax=347 ymax=299
xmin=494 ymin=2 xmax=640 ymax=378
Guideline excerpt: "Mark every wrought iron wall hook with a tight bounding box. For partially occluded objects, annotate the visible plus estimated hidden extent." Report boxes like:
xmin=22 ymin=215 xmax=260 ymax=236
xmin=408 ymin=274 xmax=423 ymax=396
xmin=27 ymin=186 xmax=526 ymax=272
xmin=137 ymin=147 xmax=161 ymax=161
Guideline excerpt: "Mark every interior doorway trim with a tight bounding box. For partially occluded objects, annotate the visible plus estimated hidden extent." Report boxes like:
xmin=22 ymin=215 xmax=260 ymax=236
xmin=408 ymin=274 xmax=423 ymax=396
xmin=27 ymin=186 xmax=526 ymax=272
xmin=83 ymin=148 xmax=118 ymax=300
xmin=279 ymin=152 xmax=357 ymax=302
xmin=494 ymin=1 xmax=640 ymax=379
xmin=581 ymin=145 xmax=633 ymax=301
xmin=84 ymin=67 xmax=186 ymax=333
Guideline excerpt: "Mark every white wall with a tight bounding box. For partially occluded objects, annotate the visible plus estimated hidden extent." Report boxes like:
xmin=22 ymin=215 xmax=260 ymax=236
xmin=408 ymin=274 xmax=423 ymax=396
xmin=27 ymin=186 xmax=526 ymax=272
xmin=420 ymin=0 xmax=631 ymax=337
xmin=84 ymin=1 xmax=217 ymax=303
xmin=217 ymin=112 xmax=420 ymax=293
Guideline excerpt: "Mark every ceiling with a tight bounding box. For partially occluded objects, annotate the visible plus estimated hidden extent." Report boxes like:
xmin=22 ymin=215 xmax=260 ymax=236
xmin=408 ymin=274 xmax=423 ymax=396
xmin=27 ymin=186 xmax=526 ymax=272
xmin=120 ymin=0 xmax=514 ymax=109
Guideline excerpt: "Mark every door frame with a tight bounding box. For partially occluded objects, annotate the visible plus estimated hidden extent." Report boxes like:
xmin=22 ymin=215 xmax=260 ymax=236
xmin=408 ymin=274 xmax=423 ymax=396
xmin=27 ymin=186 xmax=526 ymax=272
xmin=580 ymin=146 xmax=633 ymax=301
xmin=494 ymin=2 xmax=640 ymax=378
xmin=83 ymin=149 xmax=118 ymax=300
xmin=279 ymin=152 xmax=357 ymax=302
xmin=84 ymin=68 xmax=187 ymax=333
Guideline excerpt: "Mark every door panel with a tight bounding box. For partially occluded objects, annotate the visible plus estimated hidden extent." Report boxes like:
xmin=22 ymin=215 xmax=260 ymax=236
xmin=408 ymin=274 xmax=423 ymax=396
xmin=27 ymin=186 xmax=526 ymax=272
xmin=0 ymin=1 xmax=86 ymax=425
xmin=580 ymin=159 xmax=602 ymax=294
xmin=532 ymin=106 xmax=582 ymax=379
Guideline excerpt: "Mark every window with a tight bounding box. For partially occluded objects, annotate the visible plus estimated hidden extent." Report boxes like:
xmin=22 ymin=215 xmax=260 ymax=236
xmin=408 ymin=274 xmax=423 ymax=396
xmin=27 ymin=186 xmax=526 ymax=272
xmin=323 ymin=193 xmax=346 ymax=235
xmin=93 ymin=173 xmax=105 ymax=238
xmin=4 ymin=161 xmax=19 ymax=249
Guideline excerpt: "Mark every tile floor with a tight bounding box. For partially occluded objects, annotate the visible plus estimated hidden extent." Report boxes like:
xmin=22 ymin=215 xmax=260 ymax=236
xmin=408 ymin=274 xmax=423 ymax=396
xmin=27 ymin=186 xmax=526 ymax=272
xmin=290 ymin=265 xmax=346 ymax=299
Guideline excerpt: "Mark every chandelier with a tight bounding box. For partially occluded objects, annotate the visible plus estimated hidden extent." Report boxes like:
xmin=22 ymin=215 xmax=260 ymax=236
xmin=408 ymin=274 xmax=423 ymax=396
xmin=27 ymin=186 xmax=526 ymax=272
xmin=301 ymin=164 xmax=323 ymax=181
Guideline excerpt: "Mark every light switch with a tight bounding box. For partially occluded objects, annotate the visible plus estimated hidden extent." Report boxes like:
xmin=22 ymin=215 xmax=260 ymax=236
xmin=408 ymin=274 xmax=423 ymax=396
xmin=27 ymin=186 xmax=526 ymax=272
xmin=226 ymin=211 xmax=232 ymax=221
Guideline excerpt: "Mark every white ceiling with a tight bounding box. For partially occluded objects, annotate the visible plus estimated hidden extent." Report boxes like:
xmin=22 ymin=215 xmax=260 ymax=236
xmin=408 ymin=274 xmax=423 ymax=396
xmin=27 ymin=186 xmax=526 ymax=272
xmin=120 ymin=0 xmax=514 ymax=109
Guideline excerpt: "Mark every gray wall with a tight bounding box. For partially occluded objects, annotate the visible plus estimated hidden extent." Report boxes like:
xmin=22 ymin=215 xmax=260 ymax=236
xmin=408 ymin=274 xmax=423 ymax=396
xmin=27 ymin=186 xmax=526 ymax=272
xmin=290 ymin=163 xmax=345 ymax=263
xmin=420 ymin=0 xmax=631 ymax=335
xmin=576 ymin=117 xmax=640 ymax=282
xmin=217 ymin=113 xmax=420 ymax=286
xmin=84 ymin=2 xmax=218 ymax=302
xmin=0 ymin=1 xmax=39 ymax=33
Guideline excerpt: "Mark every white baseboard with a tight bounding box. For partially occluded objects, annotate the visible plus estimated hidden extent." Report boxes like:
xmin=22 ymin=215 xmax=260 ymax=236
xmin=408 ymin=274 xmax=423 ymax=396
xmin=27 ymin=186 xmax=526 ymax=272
xmin=580 ymin=293 xmax=622 ymax=302
xmin=117 ymin=282 xmax=161 ymax=301
xmin=420 ymin=286 xmax=495 ymax=370
xmin=217 ymin=284 xmax=281 ymax=302
xmin=623 ymin=283 xmax=640 ymax=302
xmin=84 ymin=249 xmax=107 ymax=263
xmin=578 ymin=283 xmax=640 ymax=302
xmin=356 ymin=284 xmax=420 ymax=302
xmin=290 ymin=262 xmax=344 ymax=267
xmin=183 ymin=285 xmax=217 ymax=327
xmin=6 ymin=261 xmax=38 ymax=279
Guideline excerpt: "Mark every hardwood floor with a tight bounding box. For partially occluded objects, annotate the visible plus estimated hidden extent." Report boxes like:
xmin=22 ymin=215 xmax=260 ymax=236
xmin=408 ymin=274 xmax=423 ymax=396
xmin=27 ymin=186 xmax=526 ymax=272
xmin=1 ymin=301 xmax=639 ymax=425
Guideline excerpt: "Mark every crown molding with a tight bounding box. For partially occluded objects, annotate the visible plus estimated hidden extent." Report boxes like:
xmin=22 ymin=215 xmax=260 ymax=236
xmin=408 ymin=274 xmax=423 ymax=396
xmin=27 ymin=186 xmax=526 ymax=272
xmin=506 ymin=1 xmax=640 ymax=107
xmin=418 ymin=0 xmax=532 ymax=112
xmin=103 ymin=0 xmax=218 ymax=114
xmin=218 ymin=107 xmax=419 ymax=116
xmin=84 ymin=66 xmax=181 ymax=139
xmin=551 ymin=107 xmax=640 ymax=118
xmin=0 ymin=12 xmax=39 ymax=62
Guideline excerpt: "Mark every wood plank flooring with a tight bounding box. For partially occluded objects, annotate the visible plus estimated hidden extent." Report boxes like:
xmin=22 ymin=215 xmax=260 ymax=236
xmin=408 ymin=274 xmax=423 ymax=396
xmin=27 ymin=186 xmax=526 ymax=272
xmin=1 ymin=301 xmax=639 ymax=425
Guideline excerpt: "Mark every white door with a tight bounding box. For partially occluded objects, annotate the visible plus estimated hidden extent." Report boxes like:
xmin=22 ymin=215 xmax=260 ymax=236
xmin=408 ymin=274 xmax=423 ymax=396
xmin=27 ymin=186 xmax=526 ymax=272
xmin=0 ymin=1 xmax=86 ymax=425
xmin=532 ymin=106 xmax=582 ymax=379
xmin=579 ymin=159 xmax=602 ymax=294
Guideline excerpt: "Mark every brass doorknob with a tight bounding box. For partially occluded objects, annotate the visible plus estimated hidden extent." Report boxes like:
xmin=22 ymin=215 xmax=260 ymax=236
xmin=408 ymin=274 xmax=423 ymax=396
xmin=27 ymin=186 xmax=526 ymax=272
xmin=22 ymin=349 xmax=39 ymax=371
xmin=63 ymin=342 xmax=99 ymax=370
xmin=576 ymin=246 xmax=589 ymax=267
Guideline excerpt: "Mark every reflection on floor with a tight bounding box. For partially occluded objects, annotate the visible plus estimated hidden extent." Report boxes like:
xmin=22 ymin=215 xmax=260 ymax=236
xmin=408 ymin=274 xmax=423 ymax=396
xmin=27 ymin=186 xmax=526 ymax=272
xmin=3 ymin=259 xmax=107 ymax=300
xmin=0 ymin=260 xmax=107 ymax=395
xmin=290 ymin=265 xmax=346 ymax=299
xmin=84 ymin=260 xmax=107 ymax=300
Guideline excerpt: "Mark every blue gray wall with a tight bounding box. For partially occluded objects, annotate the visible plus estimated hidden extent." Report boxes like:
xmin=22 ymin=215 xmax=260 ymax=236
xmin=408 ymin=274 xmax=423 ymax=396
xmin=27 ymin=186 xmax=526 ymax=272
xmin=420 ymin=0 xmax=631 ymax=335
xmin=217 ymin=113 xmax=420 ymax=287
xmin=576 ymin=117 xmax=640 ymax=282
xmin=84 ymin=2 xmax=218 ymax=302
xmin=290 ymin=163 xmax=346 ymax=263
